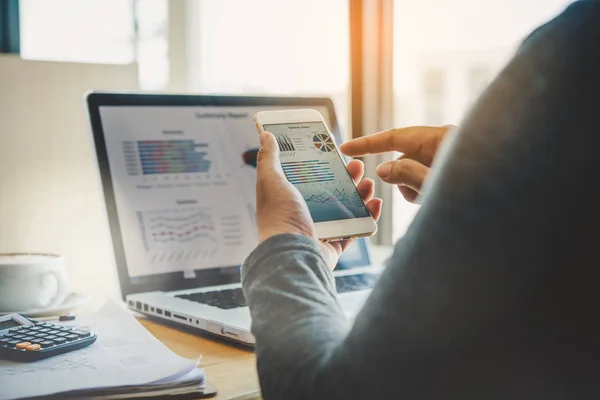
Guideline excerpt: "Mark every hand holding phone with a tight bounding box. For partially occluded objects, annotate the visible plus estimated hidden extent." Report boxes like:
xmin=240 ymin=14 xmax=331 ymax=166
xmin=254 ymin=109 xmax=378 ymax=242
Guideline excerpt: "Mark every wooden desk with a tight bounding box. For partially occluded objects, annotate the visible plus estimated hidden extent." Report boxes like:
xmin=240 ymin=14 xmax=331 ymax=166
xmin=138 ymin=318 xmax=261 ymax=400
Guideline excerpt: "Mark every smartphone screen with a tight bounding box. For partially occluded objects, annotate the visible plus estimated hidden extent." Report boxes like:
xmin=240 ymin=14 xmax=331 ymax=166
xmin=262 ymin=122 xmax=371 ymax=223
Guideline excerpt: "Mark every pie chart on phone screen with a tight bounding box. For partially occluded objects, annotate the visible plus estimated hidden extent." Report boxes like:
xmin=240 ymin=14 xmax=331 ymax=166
xmin=313 ymin=133 xmax=335 ymax=152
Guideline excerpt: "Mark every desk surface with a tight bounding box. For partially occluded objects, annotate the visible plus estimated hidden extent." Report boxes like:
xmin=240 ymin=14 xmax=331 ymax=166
xmin=138 ymin=318 xmax=261 ymax=400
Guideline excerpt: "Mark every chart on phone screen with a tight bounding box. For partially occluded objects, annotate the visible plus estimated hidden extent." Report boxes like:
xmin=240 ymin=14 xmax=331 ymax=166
xmin=98 ymin=106 xmax=276 ymax=277
xmin=264 ymin=122 xmax=370 ymax=223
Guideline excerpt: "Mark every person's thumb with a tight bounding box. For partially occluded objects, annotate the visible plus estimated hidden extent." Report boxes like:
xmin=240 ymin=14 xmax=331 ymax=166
xmin=376 ymin=158 xmax=429 ymax=192
xmin=257 ymin=131 xmax=284 ymax=182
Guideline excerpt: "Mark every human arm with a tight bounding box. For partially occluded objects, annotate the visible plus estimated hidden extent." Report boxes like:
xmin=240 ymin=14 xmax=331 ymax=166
xmin=243 ymin=2 xmax=600 ymax=398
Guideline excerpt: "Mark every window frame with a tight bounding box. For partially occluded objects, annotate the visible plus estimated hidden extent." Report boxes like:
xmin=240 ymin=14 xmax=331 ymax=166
xmin=0 ymin=0 xmax=20 ymax=54
xmin=349 ymin=0 xmax=396 ymax=245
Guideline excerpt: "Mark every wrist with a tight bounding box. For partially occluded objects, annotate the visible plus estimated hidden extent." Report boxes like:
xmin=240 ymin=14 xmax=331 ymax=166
xmin=259 ymin=229 xmax=313 ymax=244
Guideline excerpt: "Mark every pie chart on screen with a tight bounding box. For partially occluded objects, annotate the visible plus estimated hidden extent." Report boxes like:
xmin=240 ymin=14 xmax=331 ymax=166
xmin=313 ymin=133 xmax=335 ymax=152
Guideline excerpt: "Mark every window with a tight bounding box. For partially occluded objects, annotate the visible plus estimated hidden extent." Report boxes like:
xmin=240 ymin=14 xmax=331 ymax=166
xmin=422 ymin=68 xmax=445 ymax=125
xmin=18 ymin=0 xmax=167 ymax=90
xmin=134 ymin=0 xmax=168 ymax=90
xmin=191 ymin=0 xmax=350 ymax=137
xmin=391 ymin=0 xmax=575 ymax=240
xmin=20 ymin=0 xmax=135 ymax=64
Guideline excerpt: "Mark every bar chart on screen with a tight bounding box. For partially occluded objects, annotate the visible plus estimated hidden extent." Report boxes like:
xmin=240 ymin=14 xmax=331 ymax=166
xmin=281 ymin=160 xmax=335 ymax=184
xmin=122 ymin=140 xmax=227 ymax=183
xmin=275 ymin=134 xmax=306 ymax=157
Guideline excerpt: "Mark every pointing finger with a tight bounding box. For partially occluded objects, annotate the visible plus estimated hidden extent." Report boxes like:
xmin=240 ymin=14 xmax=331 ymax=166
xmin=340 ymin=125 xmax=450 ymax=157
xmin=340 ymin=127 xmax=425 ymax=157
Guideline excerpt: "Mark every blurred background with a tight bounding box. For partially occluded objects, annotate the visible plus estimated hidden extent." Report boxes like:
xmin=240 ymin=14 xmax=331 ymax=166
xmin=0 ymin=0 xmax=574 ymax=301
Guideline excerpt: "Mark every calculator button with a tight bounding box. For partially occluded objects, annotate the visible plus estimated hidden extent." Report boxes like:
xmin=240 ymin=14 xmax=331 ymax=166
xmin=47 ymin=330 xmax=60 ymax=335
xmin=58 ymin=326 xmax=73 ymax=331
xmin=9 ymin=328 xmax=23 ymax=333
xmin=57 ymin=332 xmax=70 ymax=337
xmin=45 ymin=335 xmax=57 ymax=340
xmin=52 ymin=337 xmax=67 ymax=344
xmin=16 ymin=342 xmax=31 ymax=349
xmin=11 ymin=334 xmax=26 ymax=340
xmin=25 ymin=344 xmax=41 ymax=351
xmin=38 ymin=328 xmax=51 ymax=333
xmin=20 ymin=336 xmax=35 ymax=342
xmin=65 ymin=334 xmax=79 ymax=341
xmin=7 ymin=340 xmax=20 ymax=347
xmin=72 ymin=330 xmax=91 ymax=338
xmin=39 ymin=341 xmax=54 ymax=348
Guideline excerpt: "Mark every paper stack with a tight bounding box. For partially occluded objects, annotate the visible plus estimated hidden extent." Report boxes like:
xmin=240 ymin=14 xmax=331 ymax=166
xmin=0 ymin=302 xmax=213 ymax=399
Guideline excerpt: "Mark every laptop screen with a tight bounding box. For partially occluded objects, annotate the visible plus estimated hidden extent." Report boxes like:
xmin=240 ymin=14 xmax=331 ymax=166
xmin=89 ymin=94 xmax=371 ymax=296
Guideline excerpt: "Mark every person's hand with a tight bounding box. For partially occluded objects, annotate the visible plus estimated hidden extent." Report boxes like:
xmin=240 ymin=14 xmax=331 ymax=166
xmin=340 ymin=125 xmax=454 ymax=203
xmin=256 ymin=131 xmax=382 ymax=269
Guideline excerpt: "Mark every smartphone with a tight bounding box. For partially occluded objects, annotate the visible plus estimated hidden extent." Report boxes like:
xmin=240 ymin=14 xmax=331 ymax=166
xmin=254 ymin=109 xmax=377 ymax=241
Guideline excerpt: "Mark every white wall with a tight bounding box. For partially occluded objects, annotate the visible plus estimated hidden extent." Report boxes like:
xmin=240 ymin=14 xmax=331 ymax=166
xmin=0 ymin=55 xmax=138 ymax=305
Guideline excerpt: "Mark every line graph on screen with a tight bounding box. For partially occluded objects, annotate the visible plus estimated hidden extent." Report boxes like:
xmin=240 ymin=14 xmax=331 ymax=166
xmin=304 ymin=188 xmax=356 ymax=209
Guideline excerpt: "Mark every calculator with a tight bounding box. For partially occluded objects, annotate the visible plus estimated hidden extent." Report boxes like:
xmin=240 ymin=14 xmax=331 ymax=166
xmin=0 ymin=313 xmax=97 ymax=361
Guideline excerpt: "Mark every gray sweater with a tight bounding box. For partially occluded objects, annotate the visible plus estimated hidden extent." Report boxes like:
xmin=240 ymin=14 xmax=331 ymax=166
xmin=242 ymin=2 xmax=600 ymax=399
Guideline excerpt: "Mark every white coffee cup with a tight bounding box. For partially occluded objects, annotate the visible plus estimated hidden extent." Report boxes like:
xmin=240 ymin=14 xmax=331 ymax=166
xmin=0 ymin=253 xmax=69 ymax=312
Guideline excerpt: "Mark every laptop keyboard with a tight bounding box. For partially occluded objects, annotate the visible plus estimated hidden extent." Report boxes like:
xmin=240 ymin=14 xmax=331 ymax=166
xmin=334 ymin=273 xmax=379 ymax=294
xmin=175 ymin=273 xmax=379 ymax=310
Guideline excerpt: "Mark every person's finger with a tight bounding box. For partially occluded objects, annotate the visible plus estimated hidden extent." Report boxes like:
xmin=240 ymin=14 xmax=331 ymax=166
xmin=339 ymin=127 xmax=426 ymax=157
xmin=376 ymin=158 xmax=429 ymax=192
xmin=340 ymin=125 xmax=451 ymax=157
xmin=398 ymin=186 xmax=419 ymax=203
xmin=256 ymin=132 xmax=285 ymax=183
xmin=396 ymin=151 xmax=427 ymax=166
xmin=356 ymin=178 xmax=375 ymax=203
xmin=346 ymin=159 xmax=364 ymax=184
xmin=366 ymin=198 xmax=383 ymax=221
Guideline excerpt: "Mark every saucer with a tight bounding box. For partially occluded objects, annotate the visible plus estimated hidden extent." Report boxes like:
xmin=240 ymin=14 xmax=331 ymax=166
xmin=0 ymin=292 xmax=92 ymax=317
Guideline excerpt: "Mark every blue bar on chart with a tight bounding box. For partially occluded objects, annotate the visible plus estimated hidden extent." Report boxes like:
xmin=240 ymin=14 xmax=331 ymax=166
xmin=136 ymin=140 xmax=211 ymax=175
xmin=281 ymin=160 xmax=335 ymax=184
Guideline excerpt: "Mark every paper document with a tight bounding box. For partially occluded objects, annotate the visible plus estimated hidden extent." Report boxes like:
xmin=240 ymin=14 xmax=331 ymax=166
xmin=0 ymin=302 xmax=200 ymax=400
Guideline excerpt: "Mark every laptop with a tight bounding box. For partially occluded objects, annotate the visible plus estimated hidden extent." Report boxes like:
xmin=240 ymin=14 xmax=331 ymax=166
xmin=86 ymin=92 xmax=382 ymax=345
